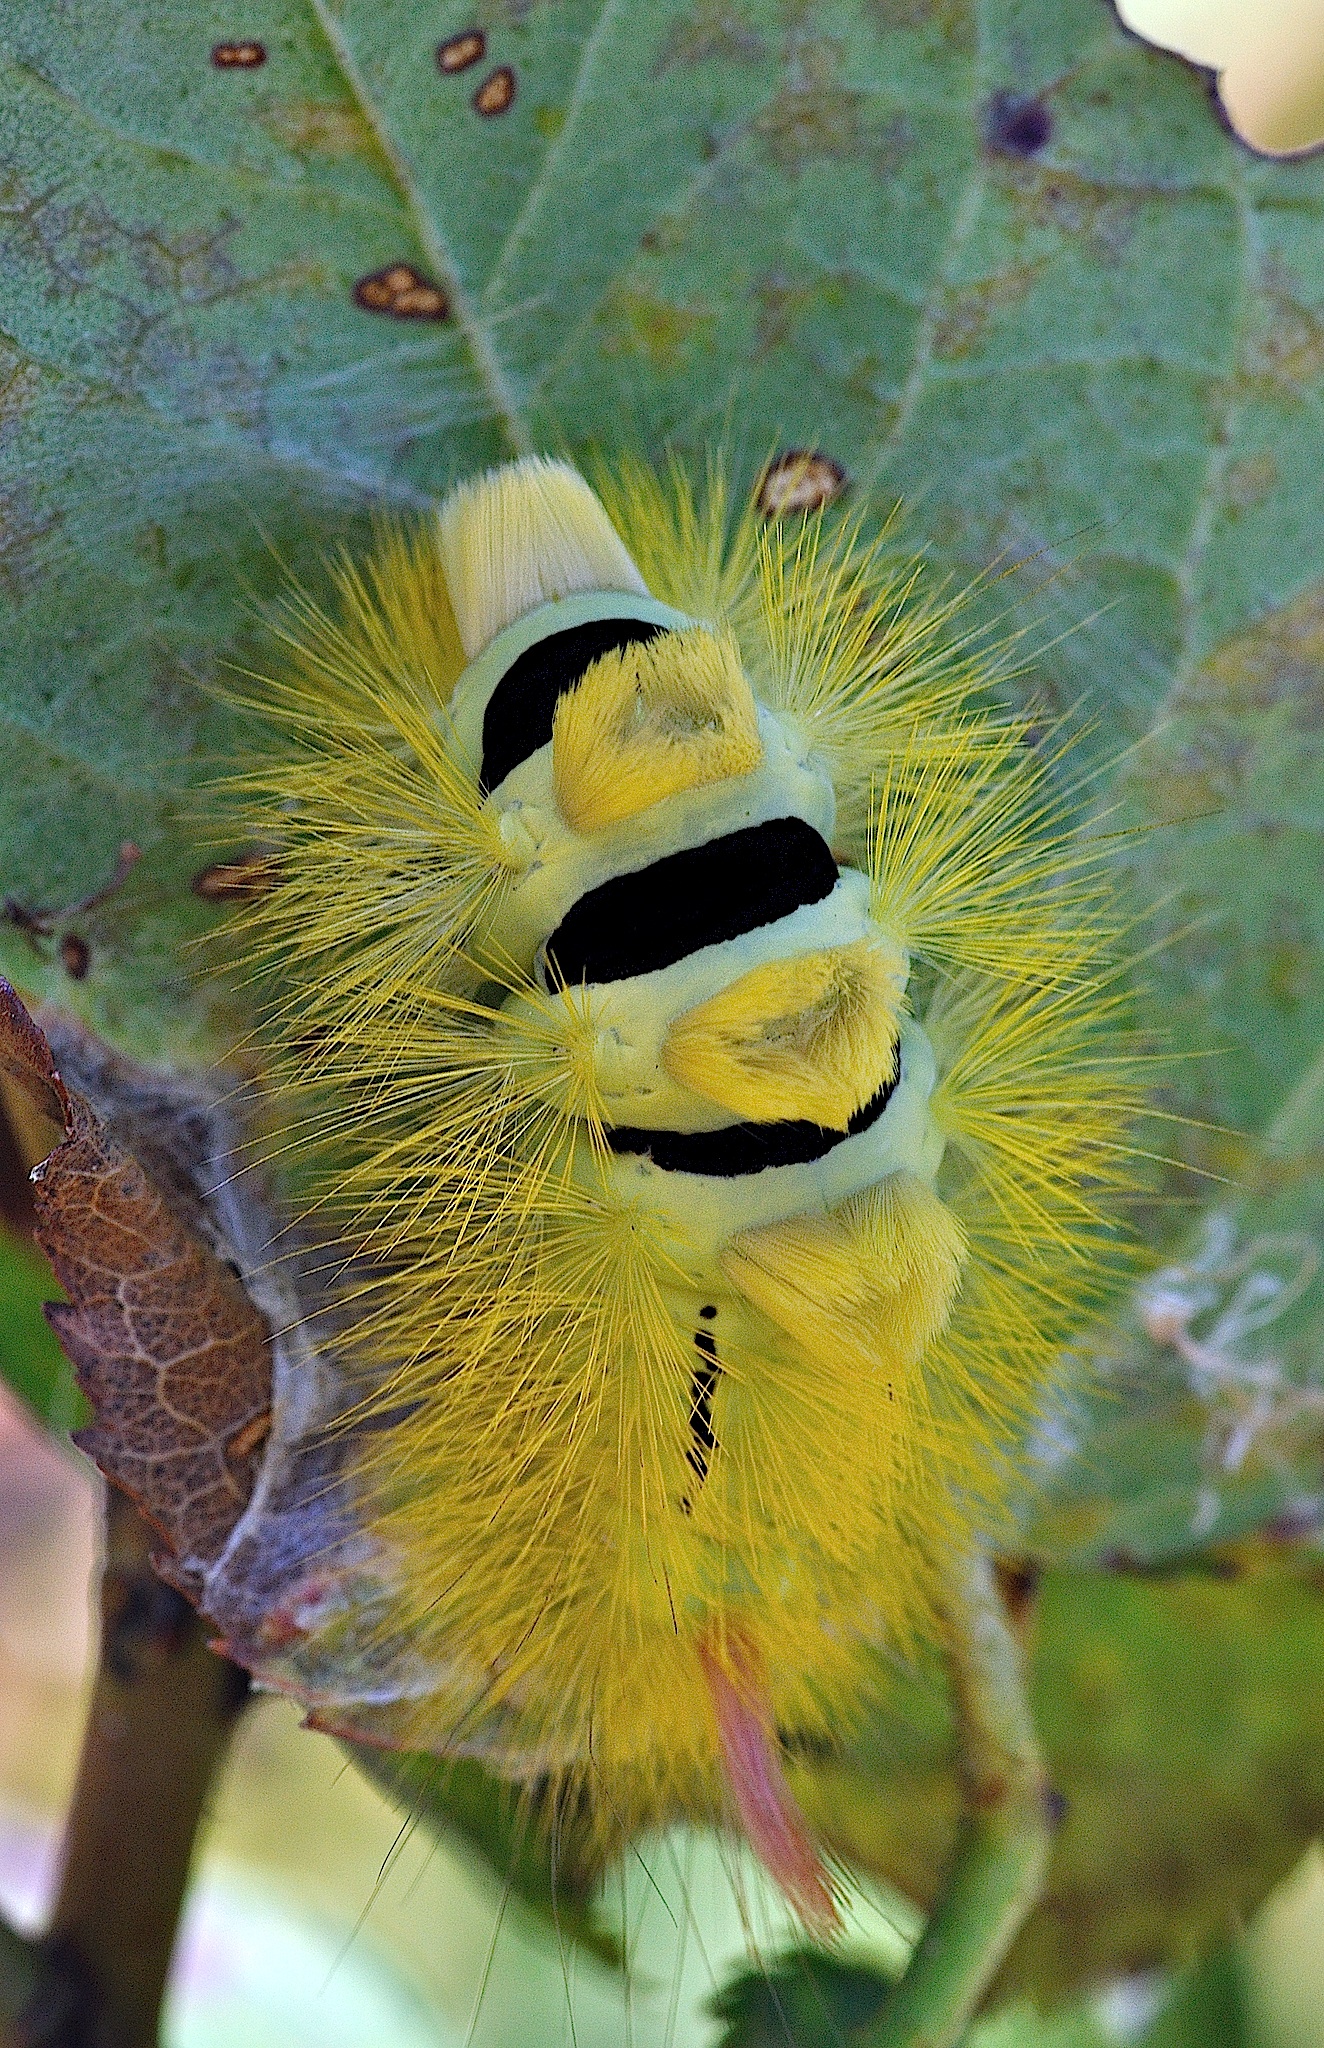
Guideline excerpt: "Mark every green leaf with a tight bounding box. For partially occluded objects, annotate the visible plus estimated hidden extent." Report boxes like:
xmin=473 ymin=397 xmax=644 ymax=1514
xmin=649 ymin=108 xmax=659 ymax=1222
xmin=707 ymin=1957 xmax=1120 ymax=2046
xmin=798 ymin=1562 xmax=1324 ymax=2002
xmin=0 ymin=1225 xmax=84 ymax=1432
xmin=1137 ymin=1945 xmax=1250 ymax=2048
xmin=350 ymin=1749 xmax=621 ymax=1968
xmin=709 ymin=1953 xmax=894 ymax=2048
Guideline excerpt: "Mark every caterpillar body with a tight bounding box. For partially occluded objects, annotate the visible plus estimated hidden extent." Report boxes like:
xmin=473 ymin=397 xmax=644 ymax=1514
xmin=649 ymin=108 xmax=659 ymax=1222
xmin=220 ymin=456 xmax=1138 ymax=1923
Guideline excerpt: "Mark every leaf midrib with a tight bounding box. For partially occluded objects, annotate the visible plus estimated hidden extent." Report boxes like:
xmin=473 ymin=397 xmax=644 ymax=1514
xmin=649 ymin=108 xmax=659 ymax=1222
xmin=306 ymin=0 xmax=533 ymax=461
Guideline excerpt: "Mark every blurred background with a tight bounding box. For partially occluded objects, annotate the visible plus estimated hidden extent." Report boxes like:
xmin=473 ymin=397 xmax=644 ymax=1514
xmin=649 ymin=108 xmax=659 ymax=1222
xmin=4 ymin=6 xmax=1324 ymax=2044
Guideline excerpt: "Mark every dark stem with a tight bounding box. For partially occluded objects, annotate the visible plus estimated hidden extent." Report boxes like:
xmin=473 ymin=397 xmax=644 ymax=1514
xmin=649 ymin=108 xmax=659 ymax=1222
xmin=14 ymin=1488 xmax=250 ymax=2048
xmin=0 ymin=1921 xmax=40 ymax=2037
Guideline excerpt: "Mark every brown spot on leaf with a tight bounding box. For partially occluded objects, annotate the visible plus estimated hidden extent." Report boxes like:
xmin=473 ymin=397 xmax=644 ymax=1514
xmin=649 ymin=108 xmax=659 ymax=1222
xmin=754 ymin=45 xmax=882 ymax=173
xmin=191 ymin=849 xmax=280 ymax=903
xmin=1184 ymin=581 xmax=1324 ymax=724
xmin=868 ymin=0 xmax=970 ymax=34
xmin=757 ymin=450 xmax=846 ymax=519
xmin=1130 ymin=581 xmax=1324 ymax=832
xmin=0 ymin=482 xmax=62 ymax=604
xmin=1022 ymin=170 xmax=1141 ymax=267
xmin=931 ymin=263 xmax=1042 ymax=360
xmin=0 ymin=352 xmax=58 ymax=602
xmin=59 ymin=934 xmax=90 ymax=981
xmin=211 ymin=40 xmax=266 ymax=69
xmin=353 ymin=263 xmax=450 ymax=320
xmin=438 ymin=27 xmax=487 ymax=73
xmin=473 ymin=65 xmax=517 ymax=116
xmin=258 ymin=100 xmax=375 ymax=159
xmin=0 ymin=980 xmax=273 ymax=1589
xmin=598 ymin=284 xmax=716 ymax=370
xmin=753 ymin=271 xmax=817 ymax=355
xmin=1243 ymin=262 xmax=1324 ymax=399
xmin=1224 ymin=452 xmax=1279 ymax=511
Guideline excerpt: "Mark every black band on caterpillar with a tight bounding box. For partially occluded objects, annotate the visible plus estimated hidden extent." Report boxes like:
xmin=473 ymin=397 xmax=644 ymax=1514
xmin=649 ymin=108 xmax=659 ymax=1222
xmin=545 ymin=818 xmax=839 ymax=987
xmin=606 ymin=1042 xmax=901 ymax=1177
xmin=480 ymin=617 xmax=664 ymax=793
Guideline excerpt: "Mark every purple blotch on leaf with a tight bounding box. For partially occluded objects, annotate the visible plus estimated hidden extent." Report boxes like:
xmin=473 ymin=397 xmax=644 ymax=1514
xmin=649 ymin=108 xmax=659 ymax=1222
xmin=985 ymin=90 xmax=1053 ymax=157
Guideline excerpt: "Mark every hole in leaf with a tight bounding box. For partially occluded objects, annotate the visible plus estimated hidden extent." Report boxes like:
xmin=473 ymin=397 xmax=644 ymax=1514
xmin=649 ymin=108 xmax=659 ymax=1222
xmin=1119 ymin=0 xmax=1324 ymax=156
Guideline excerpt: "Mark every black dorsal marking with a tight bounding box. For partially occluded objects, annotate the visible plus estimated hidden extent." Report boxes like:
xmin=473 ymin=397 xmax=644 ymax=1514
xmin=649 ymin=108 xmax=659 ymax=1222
xmin=545 ymin=817 xmax=838 ymax=987
xmin=607 ymin=1040 xmax=901 ymax=1178
xmin=686 ymin=1330 xmax=721 ymax=1485
xmin=479 ymin=617 xmax=663 ymax=794
xmin=679 ymin=1327 xmax=722 ymax=1512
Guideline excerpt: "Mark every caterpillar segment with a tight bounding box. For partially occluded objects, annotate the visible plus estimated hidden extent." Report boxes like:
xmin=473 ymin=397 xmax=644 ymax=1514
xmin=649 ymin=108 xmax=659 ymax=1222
xmin=223 ymin=456 xmax=1139 ymax=1919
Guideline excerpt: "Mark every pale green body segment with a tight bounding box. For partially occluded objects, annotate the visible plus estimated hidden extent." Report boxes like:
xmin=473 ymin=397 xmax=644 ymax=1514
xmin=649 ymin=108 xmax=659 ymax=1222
xmin=598 ymin=1017 xmax=943 ymax=1258
xmin=507 ymin=872 xmax=880 ymax=1133
xmin=446 ymin=590 xmax=690 ymax=765
xmin=457 ymin=596 xmax=837 ymax=975
xmin=457 ymin=595 xmax=948 ymax=1263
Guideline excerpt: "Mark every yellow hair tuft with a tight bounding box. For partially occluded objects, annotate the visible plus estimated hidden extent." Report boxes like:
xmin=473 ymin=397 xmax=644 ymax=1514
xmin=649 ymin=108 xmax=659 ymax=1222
xmin=592 ymin=449 xmax=761 ymax=633
xmin=662 ymin=938 xmax=904 ymax=1128
xmin=723 ymin=1174 xmax=965 ymax=1373
xmin=552 ymin=626 xmax=762 ymax=834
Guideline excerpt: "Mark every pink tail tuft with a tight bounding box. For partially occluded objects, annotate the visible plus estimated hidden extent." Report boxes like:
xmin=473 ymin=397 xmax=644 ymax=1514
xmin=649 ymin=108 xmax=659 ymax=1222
xmin=699 ymin=1630 xmax=841 ymax=1935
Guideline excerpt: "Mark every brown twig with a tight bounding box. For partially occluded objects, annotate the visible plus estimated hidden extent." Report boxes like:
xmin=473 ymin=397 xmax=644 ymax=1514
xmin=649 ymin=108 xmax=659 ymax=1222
xmin=13 ymin=1488 xmax=250 ymax=2048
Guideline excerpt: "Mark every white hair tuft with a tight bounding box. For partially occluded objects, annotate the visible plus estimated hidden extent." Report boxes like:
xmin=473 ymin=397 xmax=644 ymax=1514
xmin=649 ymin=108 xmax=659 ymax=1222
xmin=437 ymin=456 xmax=647 ymax=658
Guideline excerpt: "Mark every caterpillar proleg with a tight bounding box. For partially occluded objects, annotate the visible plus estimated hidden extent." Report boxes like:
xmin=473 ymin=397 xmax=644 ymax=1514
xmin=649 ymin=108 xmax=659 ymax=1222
xmin=217 ymin=455 xmax=1140 ymax=1924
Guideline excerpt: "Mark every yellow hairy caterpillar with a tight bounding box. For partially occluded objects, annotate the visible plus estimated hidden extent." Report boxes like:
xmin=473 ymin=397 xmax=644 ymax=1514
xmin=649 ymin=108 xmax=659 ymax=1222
xmin=217 ymin=455 xmax=1140 ymax=1926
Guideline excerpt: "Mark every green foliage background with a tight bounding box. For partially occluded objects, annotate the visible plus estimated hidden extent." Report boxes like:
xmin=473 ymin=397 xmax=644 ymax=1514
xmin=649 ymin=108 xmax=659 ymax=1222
xmin=2 ymin=0 xmax=1324 ymax=2040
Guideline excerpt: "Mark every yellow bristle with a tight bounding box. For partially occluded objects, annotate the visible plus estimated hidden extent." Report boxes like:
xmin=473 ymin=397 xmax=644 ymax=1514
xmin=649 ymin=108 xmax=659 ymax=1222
xmin=216 ymin=526 xmax=510 ymax=1047
xmin=661 ymin=939 xmax=905 ymax=1128
xmin=868 ymin=722 xmax=1116 ymax=986
xmin=751 ymin=512 xmax=1016 ymax=857
xmin=840 ymin=1172 xmax=970 ymax=1358
xmin=552 ymin=625 xmax=762 ymax=834
xmin=437 ymin=455 xmax=647 ymax=658
xmin=722 ymin=1173 xmax=965 ymax=1374
xmin=593 ymin=449 xmax=762 ymax=632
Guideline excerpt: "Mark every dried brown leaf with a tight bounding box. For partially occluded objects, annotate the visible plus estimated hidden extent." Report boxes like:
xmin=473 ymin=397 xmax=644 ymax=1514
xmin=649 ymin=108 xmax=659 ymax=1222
xmin=0 ymin=979 xmax=272 ymax=1586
